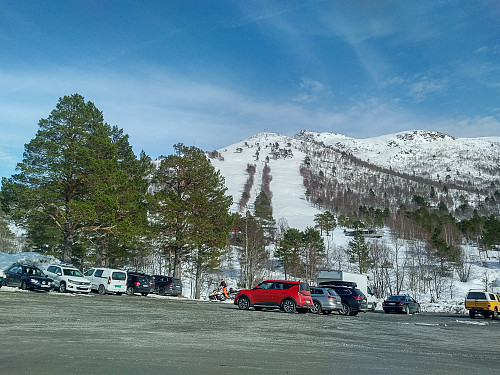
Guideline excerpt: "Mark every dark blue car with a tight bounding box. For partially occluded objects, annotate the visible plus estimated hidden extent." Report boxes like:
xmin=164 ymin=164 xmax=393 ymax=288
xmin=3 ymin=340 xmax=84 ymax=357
xmin=4 ymin=263 xmax=54 ymax=291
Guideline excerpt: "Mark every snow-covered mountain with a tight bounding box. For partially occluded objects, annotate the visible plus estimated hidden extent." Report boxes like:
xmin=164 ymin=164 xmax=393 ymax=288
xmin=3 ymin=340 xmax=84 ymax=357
xmin=296 ymin=129 xmax=500 ymax=191
xmin=209 ymin=130 xmax=500 ymax=229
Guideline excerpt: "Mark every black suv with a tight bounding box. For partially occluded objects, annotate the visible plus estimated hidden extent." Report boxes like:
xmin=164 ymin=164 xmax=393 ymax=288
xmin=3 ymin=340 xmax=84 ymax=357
xmin=152 ymin=275 xmax=182 ymax=296
xmin=4 ymin=263 xmax=54 ymax=291
xmin=320 ymin=283 xmax=368 ymax=316
xmin=126 ymin=272 xmax=153 ymax=296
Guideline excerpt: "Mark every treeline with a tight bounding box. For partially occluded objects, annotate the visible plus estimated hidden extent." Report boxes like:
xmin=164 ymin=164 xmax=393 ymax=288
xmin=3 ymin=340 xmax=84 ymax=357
xmin=0 ymin=94 xmax=233 ymax=298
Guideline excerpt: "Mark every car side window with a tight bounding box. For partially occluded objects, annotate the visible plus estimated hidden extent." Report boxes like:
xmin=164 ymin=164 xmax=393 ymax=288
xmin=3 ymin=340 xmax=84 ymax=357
xmin=258 ymin=281 xmax=273 ymax=289
xmin=95 ymin=270 xmax=104 ymax=277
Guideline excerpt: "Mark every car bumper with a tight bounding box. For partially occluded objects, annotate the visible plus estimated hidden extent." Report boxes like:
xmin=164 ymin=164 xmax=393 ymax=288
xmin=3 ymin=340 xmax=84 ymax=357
xmin=383 ymin=307 xmax=405 ymax=313
xmin=67 ymin=284 xmax=91 ymax=293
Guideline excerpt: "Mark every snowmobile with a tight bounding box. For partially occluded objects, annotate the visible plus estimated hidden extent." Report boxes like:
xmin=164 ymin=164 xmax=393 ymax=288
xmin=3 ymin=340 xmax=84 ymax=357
xmin=209 ymin=287 xmax=238 ymax=301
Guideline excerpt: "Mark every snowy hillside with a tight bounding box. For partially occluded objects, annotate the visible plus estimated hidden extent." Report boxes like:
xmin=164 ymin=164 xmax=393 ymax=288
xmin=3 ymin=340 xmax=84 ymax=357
xmin=209 ymin=132 xmax=322 ymax=230
xmin=296 ymin=129 xmax=500 ymax=191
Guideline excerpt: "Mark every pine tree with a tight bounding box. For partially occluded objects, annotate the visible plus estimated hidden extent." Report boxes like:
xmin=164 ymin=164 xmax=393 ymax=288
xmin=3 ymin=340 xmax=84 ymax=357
xmin=346 ymin=232 xmax=373 ymax=273
xmin=1 ymin=94 xmax=145 ymax=265
xmin=149 ymin=143 xmax=233 ymax=297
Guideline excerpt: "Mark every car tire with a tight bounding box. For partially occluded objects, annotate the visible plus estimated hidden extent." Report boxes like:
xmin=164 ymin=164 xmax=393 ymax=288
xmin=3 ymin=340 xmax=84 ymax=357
xmin=59 ymin=282 xmax=67 ymax=293
xmin=340 ymin=302 xmax=351 ymax=316
xmin=281 ymin=299 xmax=297 ymax=313
xmin=127 ymin=286 xmax=134 ymax=296
xmin=98 ymin=284 xmax=106 ymax=295
xmin=310 ymin=301 xmax=322 ymax=314
xmin=492 ymin=308 xmax=498 ymax=320
xmin=469 ymin=310 xmax=475 ymax=319
xmin=21 ymin=280 xmax=27 ymax=290
xmin=158 ymin=287 xmax=165 ymax=296
xmin=237 ymin=296 xmax=250 ymax=310
xmin=405 ymin=305 xmax=410 ymax=315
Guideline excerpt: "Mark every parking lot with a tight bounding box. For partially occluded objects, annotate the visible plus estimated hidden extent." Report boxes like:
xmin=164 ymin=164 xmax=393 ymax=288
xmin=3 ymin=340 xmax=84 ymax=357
xmin=1 ymin=289 xmax=500 ymax=375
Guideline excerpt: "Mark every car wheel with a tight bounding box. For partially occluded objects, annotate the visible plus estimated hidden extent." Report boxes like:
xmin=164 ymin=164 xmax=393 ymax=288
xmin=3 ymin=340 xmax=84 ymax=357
xmin=21 ymin=280 xmax=27 ymax=290
xmin=339 ymin=302 xmax=351 ymax=316
xmin=59 ymin=282 xmax=67 ymax=293
xmin=370 ymin=303 xmax=376 ymax=312
xmin=98 ymin=284 xmax=106 ymax=295
xmin=310 ymin=301 xmax=322 ymax=314
xmin=158 ymin=286 xmax=165 ymax=296
xmin=492 ymin=308 xmax=499 ymax=320
xmin=126 ymin=286 xmax=134 ymax=296
xmin=237 ymin=296 xmax=250 ymax=310
xmin=469 ymin=310 xmax=475 ymax=319
xmin=282 ymin=299 xmax=297 ymax=313
xmin=405 ymin=305 xmax=410 ymax=315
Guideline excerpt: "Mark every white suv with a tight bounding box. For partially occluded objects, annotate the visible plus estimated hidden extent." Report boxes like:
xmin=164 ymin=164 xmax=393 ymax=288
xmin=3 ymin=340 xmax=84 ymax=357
xmin=84 ymin=267 xmax=127 ymax=295
xmin=45 ymin=264 xmax=91 ymax=293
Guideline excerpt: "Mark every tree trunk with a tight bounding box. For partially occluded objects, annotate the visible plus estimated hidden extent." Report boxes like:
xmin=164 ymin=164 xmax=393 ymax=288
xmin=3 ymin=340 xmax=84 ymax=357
xmin=63 ymin=221 xmax=73 ymax=263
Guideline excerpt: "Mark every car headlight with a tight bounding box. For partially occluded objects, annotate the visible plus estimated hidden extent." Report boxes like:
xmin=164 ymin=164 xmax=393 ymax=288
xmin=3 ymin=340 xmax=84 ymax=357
xmin=30 ymin=278 xmax=39 ymax=284
xmin=68 ymin=279 xmax=77 ymax=284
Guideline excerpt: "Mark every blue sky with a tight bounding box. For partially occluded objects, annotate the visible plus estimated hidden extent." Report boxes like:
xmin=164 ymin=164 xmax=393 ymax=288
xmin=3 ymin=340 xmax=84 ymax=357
xmin=1 ymin=0 xmax=500 ymax=179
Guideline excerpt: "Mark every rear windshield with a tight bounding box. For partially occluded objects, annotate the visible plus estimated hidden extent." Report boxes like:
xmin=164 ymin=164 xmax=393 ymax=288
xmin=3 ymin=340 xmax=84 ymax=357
xmin=467 ymin=292 xmax=487 ymax=300
xmin=112 ymin=272 xmax=127 ymax=281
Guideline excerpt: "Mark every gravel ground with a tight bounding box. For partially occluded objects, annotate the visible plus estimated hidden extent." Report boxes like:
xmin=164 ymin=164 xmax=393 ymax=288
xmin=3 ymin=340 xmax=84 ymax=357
xmin=1 ymin=288 xmax=500 ymax=375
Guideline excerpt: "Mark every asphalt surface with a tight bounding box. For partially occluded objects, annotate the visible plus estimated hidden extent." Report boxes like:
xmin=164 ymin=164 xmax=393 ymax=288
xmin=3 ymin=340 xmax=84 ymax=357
xmin=1 ymin=288 xmax=500 ymax=375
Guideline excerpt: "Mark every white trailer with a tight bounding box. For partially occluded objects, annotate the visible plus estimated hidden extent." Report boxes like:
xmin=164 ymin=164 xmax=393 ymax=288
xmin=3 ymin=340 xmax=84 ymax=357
xmin=317 ymin=269 xmax=378 ymax=311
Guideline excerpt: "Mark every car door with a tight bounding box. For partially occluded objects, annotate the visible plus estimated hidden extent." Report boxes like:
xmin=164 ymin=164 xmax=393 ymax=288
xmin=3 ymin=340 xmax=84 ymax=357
xmin=6 ymin=265 xmax=21 ymax=287
xmin=252 ymin=281 xmax=274 ymax=305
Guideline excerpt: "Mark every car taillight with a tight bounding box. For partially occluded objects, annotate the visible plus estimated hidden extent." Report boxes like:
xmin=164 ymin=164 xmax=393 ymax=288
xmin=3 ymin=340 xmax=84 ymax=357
xmin=399 ymin=302 xmax=404 ymax=306
xmin=328 ymin=296 xmax=337 ymax=300
xmin=382 ymin=301 xmax=386 ymax=306
xmin=353 ymin=296 xmax=363 ymax=300
xmin=134 ymin=281 xmax=140 ymax=286
xmin=107 ymin=276 xmax=111 ymax=285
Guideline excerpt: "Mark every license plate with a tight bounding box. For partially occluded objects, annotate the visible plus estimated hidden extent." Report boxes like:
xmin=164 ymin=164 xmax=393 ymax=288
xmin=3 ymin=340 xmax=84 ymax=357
xmin=41 ymin=284 xmax=49 ymax=288
xmin=115 ymin=285 xmax=121 ymax=288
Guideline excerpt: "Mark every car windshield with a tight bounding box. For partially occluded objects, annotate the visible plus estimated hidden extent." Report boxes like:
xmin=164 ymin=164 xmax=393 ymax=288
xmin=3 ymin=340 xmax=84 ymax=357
xmin=26 ymin=267 xmax=44 ymax=276
xmin=63 ymin=269 xmax=83 ymax=277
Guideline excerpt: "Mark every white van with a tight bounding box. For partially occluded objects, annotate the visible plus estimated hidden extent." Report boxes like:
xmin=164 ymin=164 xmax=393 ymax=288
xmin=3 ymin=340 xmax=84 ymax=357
xmin=84 ymin=267 xmax=127 ymax=295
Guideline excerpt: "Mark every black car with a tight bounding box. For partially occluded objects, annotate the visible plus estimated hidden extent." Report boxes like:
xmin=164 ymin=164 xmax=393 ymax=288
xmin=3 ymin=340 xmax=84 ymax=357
xmin=126 ymin=272 xmax=153 ymax=296
xmin=152 ymin=275 xmax=182 ymax=296
xmin=382 ymin=295 xmax=421 ymax=314
xmin=4 ymin=263 xmax=54 ymax=291
xmin=321 ymin=284 xmax=368 ymax=316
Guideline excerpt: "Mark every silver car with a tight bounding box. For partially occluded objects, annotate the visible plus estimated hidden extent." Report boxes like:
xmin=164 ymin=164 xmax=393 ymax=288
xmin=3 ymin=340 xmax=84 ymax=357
xmin=309 ymin=286 xmax=343 ymax=314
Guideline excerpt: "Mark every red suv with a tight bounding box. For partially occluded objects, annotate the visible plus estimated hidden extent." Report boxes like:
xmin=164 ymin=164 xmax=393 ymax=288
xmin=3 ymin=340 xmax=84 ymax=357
xmin=234 ymin=280 xmax=313 ymax=313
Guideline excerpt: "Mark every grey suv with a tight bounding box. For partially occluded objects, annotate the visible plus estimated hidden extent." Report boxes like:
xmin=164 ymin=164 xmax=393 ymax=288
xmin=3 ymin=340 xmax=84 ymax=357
xmin=309 ymin=286 xmax=343 ymax=314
